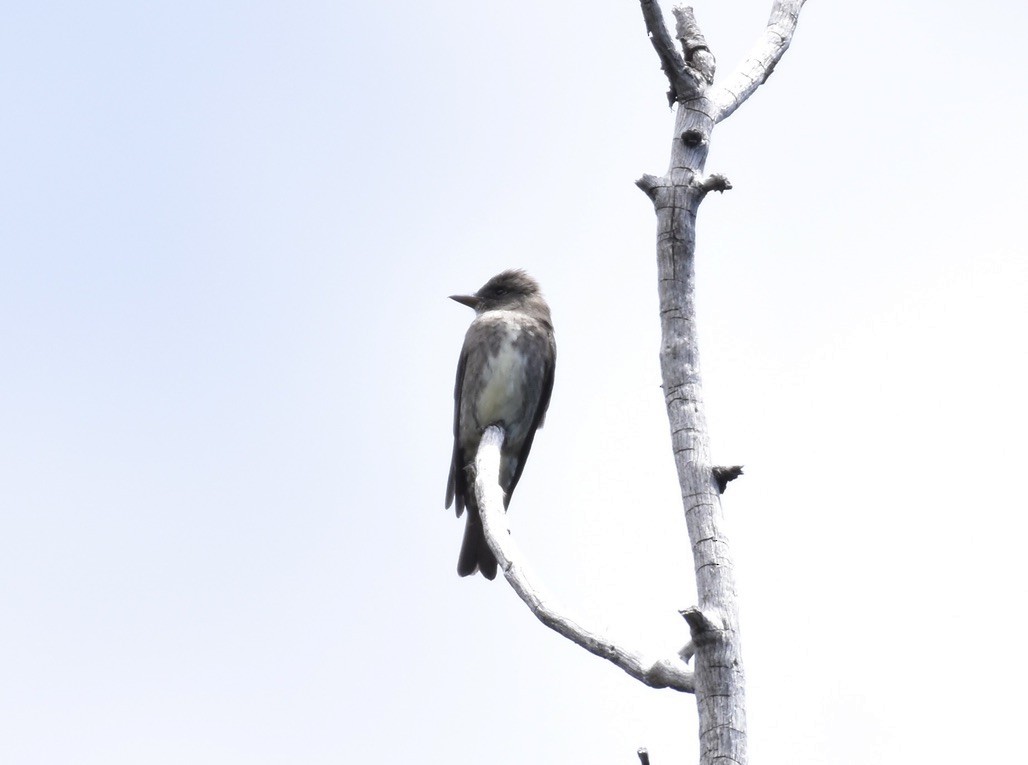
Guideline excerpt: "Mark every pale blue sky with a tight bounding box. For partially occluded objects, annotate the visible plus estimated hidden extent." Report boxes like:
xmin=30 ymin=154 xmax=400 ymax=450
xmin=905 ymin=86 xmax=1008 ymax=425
xmin=2 ymin=1 xmax=1026 ymax=763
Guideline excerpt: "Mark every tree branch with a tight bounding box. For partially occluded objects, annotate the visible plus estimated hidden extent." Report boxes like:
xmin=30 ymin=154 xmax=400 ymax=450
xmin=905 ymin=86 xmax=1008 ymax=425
xmin=639 ymin=0 xmax=686 ymax=105
xmin=639 ymin=1 xmax=713 ymax=105
xmin=710 ymin=0 xmax=808 ymax=122
xmin=472 ymin=426 xmax=695 ymax=693
xmin=692 ymin=173 xmax=732 ymax=195
xmin=673 ymin=7 xmax=715 ymax=86
xmin=712 ymin=465 xmax=744 ymax=493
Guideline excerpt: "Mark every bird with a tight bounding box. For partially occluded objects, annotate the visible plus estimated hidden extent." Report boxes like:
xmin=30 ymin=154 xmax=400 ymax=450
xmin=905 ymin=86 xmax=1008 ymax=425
xmin=445 ymin=269 xmax=556 ymax=579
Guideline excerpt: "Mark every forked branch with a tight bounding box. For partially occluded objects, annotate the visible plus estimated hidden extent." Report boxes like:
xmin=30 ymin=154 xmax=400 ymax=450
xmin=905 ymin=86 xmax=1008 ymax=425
xmin=640 ymin=1 xmax=806 ymax=121
xmin=640 ymin=1 xmax=716 ymax=103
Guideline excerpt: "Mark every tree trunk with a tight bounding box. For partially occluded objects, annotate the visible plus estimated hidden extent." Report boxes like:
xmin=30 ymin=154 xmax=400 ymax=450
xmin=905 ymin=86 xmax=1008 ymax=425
xmin=636 ymin=2 xmax=808 ymax=763
xmin=638 ymin=97 xmax=746 ymax=763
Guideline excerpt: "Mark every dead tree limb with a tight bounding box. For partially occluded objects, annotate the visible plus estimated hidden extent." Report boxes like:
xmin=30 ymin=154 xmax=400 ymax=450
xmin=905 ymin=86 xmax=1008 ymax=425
xmin=711 ymin=1 xmax=807 ymax=122
xmin=473 ymin=426 xmax=695 ymax=693
xmin=636 ymin=3 xmax=807 ymax=765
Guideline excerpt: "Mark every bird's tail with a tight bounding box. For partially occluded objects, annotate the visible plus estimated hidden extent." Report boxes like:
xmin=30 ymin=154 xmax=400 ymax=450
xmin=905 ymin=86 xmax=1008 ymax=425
xmin=456 ymin=510 xmax=498 ymax=580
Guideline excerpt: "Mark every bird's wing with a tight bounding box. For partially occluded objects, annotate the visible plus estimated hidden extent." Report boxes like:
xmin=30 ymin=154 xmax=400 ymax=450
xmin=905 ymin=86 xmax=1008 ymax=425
xmin=534 ymin=331 xmax=556 ymax=429
xmin=445 ymin=341 xmax=469 ymax=517
xmin=506 ymin=330 xmax=556 ymax=500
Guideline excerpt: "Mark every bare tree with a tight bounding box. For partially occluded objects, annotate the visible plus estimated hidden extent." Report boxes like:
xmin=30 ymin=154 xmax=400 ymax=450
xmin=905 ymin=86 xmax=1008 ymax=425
xmin=472 ymin=3 xmax=808 ymax=763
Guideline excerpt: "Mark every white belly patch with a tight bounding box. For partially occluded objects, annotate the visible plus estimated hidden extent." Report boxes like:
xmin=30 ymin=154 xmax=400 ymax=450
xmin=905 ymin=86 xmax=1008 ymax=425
xmin=476 ymin=329 xmax=526 ymax=427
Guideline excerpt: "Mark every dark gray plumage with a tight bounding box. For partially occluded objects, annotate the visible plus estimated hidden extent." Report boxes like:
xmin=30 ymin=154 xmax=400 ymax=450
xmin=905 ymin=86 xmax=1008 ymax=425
xmin=445 ymin=269 xmax=556 ymax=579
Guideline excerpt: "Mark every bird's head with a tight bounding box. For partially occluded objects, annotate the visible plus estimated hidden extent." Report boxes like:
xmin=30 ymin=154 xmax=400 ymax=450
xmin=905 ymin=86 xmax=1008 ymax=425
xmin=450 ymin=269 xmax=545 ymax=314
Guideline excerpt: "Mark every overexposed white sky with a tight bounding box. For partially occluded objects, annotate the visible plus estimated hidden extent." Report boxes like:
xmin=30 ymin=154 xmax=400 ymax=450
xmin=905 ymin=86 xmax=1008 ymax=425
xmin=2 ymin=1 xmax=1026 ymax=763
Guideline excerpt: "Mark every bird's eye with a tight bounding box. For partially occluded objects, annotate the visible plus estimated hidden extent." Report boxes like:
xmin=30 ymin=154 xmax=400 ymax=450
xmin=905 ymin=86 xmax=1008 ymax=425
xmin=495 ymin=288 xmax=507 ymax=296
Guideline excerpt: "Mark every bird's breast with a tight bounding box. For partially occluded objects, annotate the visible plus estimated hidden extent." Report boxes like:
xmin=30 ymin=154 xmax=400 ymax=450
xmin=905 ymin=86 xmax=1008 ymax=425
xmin=475 ymin=326 xmax=528 ymax=428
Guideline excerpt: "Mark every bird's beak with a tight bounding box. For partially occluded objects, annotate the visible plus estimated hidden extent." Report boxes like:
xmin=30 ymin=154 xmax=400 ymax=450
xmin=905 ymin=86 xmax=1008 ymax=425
xmin=449 ymin=294 xmax=480 ymax=309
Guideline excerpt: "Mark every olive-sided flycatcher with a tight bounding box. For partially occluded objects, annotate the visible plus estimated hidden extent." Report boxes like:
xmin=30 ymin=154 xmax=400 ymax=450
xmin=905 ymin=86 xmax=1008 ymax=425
xmin=445 ymin=269 xmax=556 ymax=580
